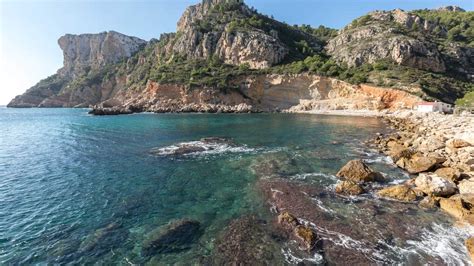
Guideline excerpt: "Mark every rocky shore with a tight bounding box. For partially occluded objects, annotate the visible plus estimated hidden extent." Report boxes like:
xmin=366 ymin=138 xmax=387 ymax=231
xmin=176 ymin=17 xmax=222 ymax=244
xmin=368 ymin=111 xmax=474 ymax=260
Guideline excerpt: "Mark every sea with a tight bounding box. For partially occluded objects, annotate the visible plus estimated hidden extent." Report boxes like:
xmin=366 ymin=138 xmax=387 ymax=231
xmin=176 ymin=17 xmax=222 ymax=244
xmin=0 ymin=108 xmax=471 ymax=264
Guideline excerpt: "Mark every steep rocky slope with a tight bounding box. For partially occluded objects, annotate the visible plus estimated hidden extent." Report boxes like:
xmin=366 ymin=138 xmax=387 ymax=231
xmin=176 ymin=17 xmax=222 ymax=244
xmin=7 ymin=0 xmax=473 ymax=111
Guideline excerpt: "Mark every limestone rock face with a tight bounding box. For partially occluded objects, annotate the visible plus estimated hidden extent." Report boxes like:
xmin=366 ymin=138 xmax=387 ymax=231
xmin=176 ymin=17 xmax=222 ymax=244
xmin=167 ymin=0 xmax=292 ymax=69
xmin=326 ymin=9 xmax=446 ymax=73
xmin=396 ymin=154 xmax=439 ymax=174
xmin=377 ymin=185 xmax=418 ymax=202
xmin=58 ymin=31 xmax=146 ymax=78
xmin=415 ymin=173 xmax=457 ymax=197
xmin=466 ymin=237 xmax=474 ymax=263
xmin=434 ymin=167 xmax=461 ymax=183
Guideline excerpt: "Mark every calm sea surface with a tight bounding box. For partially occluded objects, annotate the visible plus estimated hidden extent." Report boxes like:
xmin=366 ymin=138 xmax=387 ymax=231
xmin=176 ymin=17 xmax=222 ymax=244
xmin=0 ymin=108 xmax=471 ymax=264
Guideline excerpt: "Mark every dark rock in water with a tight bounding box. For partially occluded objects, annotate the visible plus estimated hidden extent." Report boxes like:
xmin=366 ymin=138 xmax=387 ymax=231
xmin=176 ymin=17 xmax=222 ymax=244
xmin=199 ymin=137 xmax=232 ymax=144
xmin=210 ymin=215 xmax=284 ymax=265
xmin=142 ymin=219 xmax=201 ymax=256
xmin=78 ymin=222 xmax=127 ymax=256
xmin=258 ymin=178 xmax=434 ymax=264
xmin=88 ymin=106 xmax=133 ymax=115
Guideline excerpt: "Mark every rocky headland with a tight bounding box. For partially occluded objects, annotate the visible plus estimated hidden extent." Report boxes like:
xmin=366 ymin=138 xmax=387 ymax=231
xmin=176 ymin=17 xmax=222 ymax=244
xmin=7 ymin=0 xmax=473 ymax=113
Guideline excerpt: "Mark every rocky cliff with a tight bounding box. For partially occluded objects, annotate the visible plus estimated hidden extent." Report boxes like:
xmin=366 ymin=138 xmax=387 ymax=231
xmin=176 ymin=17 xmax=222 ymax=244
xmin=7 ymin=1 xmax=473 ymax=111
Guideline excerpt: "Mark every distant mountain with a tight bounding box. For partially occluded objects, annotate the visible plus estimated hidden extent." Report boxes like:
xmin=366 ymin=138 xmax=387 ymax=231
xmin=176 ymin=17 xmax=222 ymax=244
xmin=7 ymin=0 xmax=473 ymax=113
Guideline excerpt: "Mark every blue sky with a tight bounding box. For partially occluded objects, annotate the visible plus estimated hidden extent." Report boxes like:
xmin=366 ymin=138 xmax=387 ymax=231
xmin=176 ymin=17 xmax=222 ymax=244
xmin=0 ymin=0 xmax=472 ymax=105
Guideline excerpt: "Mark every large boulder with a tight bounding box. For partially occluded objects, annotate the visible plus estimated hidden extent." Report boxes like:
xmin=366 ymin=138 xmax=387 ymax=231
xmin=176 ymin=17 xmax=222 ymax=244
xmin=396 ymin=154 xmax=439 ymax=174
xmin=415 ymin=173 xmax=457 ymax=197
xmin=439 ymin=194 xmax=474 ymax=224
xmin=459 ymin=179 xmax=474 ymax=194
xmin=142 ymin=219 xmax=201 ymax=256
xmin=336 ymin=159 xmax=383 ymax=183
xmin=335 ymin=180 xmax=365 ymax=195
xmin=377 ymin=185 xmax=418 ymax=202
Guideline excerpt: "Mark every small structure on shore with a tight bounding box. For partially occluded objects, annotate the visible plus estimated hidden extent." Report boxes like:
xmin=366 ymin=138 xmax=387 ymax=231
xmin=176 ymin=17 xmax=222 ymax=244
xmin=416 ymin=101 xmax=453 ymax=113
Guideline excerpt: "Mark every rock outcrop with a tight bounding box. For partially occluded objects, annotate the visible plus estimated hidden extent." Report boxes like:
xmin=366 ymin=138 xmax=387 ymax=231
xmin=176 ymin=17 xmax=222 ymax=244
xmin=58 ymin=31 xmax=146 ymax=78
xmin=377 ymin=185 xmax=418 ymax=202
xmin=336 ymin=159 xmax=383 ymax=183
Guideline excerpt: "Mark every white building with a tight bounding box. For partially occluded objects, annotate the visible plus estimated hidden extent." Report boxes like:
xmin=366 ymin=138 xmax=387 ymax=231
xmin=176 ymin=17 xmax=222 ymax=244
xmin=416 ymin=101 xmax=453 ymax=113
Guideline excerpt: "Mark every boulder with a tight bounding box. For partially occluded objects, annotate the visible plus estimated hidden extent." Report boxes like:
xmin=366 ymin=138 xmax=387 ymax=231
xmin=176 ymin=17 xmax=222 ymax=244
xmin=439 ymin=194 xmax=474 ymax=224
xmin=396 ymin=154 xmax=438 ymax=174
xmin=459 ymin=179 xmax=474 ymax=194
xmin=142 ymin=219 xmax=201 ymax=256
xmin=335 ymin=181 xmax=365 ymax=195
xmin=336 ymin=159 xmax=383 ymax=183
xmin=387 ymin=143 xmax=415 ymax=162
xmin=466 ymin=237 xmax=474 ymax=263
xmin=377 ymin=185 xmax=418 ymax=202
xmin=415 ymin=173 xmax=457 ymax=197
xmin=434 ymin=167 xmax=461 ymax=183
xmin=446 ymin=139 xmax=472 ymax=149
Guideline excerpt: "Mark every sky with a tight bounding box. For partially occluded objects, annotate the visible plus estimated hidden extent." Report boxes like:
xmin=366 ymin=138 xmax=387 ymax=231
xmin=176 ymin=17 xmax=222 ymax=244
xmin=0 ymin=0 xmax=473 ymax=105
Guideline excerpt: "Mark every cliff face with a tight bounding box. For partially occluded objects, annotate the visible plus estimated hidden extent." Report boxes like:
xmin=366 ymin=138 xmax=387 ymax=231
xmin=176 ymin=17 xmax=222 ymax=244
xmin=8 ymin=31 xmax=145 ymax=108
xmin=88 ymin=73 xmax=422 ymax=114
xmin=7 ymin=1 xmax=472 ymax=111
xmin=58 ymin=31 xmax=146 ymax=78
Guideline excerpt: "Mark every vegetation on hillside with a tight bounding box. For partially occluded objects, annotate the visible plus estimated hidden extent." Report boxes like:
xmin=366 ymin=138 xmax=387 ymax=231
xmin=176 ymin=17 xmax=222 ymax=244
xmin=455 ymin=91 xmax=474 ymax=107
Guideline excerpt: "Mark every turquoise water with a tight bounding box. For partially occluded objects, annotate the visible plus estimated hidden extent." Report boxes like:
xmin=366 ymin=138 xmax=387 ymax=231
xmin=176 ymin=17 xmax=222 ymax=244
xmin=0 ymin=108 xmax=470 ymax=264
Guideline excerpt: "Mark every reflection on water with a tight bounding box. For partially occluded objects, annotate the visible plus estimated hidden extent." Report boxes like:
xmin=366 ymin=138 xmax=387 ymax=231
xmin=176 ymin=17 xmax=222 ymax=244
xmin=0 ymin=109 xmax=470 ymax=264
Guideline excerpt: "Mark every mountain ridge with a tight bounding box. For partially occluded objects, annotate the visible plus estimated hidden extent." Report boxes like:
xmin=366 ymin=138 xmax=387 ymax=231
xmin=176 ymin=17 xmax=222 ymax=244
xmin=7 ymin=1 xmax=473 ymax=111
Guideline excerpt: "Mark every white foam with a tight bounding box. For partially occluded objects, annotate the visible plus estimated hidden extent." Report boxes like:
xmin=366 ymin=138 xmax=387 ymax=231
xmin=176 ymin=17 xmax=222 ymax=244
xmin=290 ymin=172 xmax=338 ymax=182
xmin=403 ymin=223 xmax=474 ymax=265
xmin=282 ymin=247 xmax=324 ymax=264
xmin=151 ymin=140 xmax=257 ymax=157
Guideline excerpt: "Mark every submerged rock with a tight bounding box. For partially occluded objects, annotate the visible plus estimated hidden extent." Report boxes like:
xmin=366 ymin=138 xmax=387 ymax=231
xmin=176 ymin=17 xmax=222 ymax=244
xmin=276 ymin=211 xmax=317 ymax=251
xmin=377 ymin=185 xmax=418 ymax=202
xmin=439 ymin=194 xmax=474 ymax=224
xmin=150 ymin=137 xmax=234 ymax=156
xmin=211 ymin=216 xmax=283 ymax=265
xmin=336 ymin=159 xmax=383 ymax=183
xmin=335 ymin=180 xmax=365 ymax=195
xmin=78 ymin=222 xmax=126 ymax=255
xmin=415 ymin=173 xmax=457 ymax=197
xmin=142 ymin=219 xmax=201 ymax=256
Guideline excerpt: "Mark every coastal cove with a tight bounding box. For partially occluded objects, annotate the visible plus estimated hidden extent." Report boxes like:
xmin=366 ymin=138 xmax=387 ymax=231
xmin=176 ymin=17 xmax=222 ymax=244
xmin=0 ymin=108 xmax=471 ymax=264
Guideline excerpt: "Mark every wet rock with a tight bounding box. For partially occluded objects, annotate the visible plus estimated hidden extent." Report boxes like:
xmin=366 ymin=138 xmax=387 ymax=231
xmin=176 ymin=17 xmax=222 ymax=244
xmin=277 ymin=211 xmax=299 ymax=229
xmin=434 ymin=167 xmax=461 ymax=183
xmin=396 ymin=154 xmax=439 ymax=174
xmin=336 ymin=159 xmax=383 ymax=183
xmin=439 ymin=194 xmax=474 ymax=224
xmin=211 ymin=216 xmax=283 ymax=265
xmin=459 ymin=179 xmax=474 ymax=194
xmin=415 ymin=173 xmax=457 ymax=197
xmin=276 ymin=211 xmax=317 ymax=251
xmin=335 ymin=180 xmax=365 ymax=195
xmin=466 ymin=237 xmax=474 ymax=263
xmin=142 ymin=219 xmax=201 ymax=256
xmin=294 ymin=225 xmax=317 ymax=251
xmin=377 ymin=185 xmax=418 ymax=202
xmin=199 ymin=137 xmax=232 ymax=144
xmin=418 ymin=196 xmax=440 ymax=210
